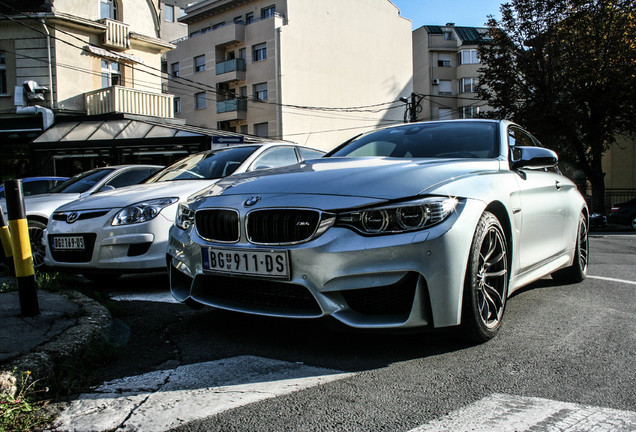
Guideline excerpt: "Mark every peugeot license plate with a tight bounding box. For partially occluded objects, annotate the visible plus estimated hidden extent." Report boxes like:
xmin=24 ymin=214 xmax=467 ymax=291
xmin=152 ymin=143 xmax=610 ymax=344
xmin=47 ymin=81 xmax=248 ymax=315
xmin=202 ymin=247 xmax=289 ymax=280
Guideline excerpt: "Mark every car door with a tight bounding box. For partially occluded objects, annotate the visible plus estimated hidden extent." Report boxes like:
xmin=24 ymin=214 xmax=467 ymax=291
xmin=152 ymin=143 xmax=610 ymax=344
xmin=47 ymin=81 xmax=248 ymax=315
xmin=510 ymin=127 xmax=568 ymax=273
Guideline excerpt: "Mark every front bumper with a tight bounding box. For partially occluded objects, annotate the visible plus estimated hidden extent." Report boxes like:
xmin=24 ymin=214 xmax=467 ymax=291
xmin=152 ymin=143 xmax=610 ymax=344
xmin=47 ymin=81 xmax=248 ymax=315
xmin=168 ymin=197 xmax=486 ymax=329
xmin=44 ymin=206 xmax=176 ymax=272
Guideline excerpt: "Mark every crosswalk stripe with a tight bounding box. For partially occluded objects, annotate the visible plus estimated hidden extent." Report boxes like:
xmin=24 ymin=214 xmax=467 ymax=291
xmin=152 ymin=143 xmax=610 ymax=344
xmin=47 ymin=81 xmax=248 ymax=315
xmin=410 ymin=393 xmax=636 ymax=432
xmin=52 ymin=356 xmax=353 ymax=432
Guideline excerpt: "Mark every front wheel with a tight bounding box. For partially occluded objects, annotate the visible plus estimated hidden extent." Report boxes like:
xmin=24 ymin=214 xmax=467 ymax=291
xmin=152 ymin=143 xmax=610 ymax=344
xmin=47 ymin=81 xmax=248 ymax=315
xmin=461 ymin=211 xmax=509 ymax=343
xmin=551 ymin=213 xmax=588 ymax=283
xmin=28 ymin=219 xmax=47 ymax=269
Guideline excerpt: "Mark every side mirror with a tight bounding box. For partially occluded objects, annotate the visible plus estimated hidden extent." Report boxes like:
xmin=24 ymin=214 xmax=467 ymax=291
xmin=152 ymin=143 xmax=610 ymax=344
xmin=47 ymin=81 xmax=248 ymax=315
xmin=510 ymin=146 xmax=558 ymax=169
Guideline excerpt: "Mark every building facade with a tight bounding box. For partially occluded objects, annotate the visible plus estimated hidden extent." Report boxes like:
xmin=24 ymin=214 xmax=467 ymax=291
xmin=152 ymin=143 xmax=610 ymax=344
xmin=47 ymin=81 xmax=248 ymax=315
xmin=165 ymin=0 xmax=413 ymax=150
xmin=0 ymin=0 xmax=175 ymax=177
xmin=412 ymin=23 xmax=491 ymax=122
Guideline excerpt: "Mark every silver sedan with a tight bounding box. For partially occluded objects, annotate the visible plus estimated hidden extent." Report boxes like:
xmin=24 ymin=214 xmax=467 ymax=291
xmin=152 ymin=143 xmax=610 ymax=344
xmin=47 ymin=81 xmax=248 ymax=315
xmin=168 ymin=120 xmax=588 ymax=342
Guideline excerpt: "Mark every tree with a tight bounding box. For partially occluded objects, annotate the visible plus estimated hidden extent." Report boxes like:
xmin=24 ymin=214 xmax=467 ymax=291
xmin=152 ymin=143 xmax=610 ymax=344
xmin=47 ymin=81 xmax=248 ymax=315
xmin=477 ymin=0 xmax=636 ymax=212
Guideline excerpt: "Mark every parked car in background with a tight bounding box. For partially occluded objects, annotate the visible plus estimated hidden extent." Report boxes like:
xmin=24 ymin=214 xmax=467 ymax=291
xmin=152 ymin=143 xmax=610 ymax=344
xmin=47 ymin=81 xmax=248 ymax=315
xmin=168 ymin=120 xmax=588 ymax=343
xmin=609 ymin=198 xmax=636 ymax=230
xmin=1 ymin=165 xmax=162 ymax=268
xmin=0 ymin=176 xmax=68 ymax=198
xmin=44 ymin=143 xmax=325 ymax=280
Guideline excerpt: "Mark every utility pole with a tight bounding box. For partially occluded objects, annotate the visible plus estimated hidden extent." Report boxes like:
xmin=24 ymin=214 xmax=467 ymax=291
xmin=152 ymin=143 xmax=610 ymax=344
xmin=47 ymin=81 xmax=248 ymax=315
xmin=399 ymin=92 xmax=424 ymax=123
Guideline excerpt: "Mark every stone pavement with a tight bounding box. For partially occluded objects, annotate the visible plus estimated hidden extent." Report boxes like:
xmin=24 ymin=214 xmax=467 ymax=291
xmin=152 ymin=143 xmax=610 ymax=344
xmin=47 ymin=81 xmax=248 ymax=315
xmin=0 ymin=276 xmax=111 ymax=396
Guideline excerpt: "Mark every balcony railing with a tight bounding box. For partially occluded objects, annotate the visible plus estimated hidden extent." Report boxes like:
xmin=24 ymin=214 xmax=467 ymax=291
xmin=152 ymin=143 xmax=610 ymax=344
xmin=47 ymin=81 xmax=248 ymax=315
xmin=100 ymin=18 xmax=130 ymax=50
xmin=86 ymin=86 xmax=174 ymax=118
xmin=217 ymin=98 xmax=247 ymax=114
xmin=216 ymin=58 xmax=246 ymax=75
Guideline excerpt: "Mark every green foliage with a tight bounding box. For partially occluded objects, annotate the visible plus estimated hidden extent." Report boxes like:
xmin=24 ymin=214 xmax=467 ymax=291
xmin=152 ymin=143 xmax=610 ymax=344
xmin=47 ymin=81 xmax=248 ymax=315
xmin=478 ymin=0 xmax=636 ymax=211
xmin=0 ymin=370 xmax=50 ymax=432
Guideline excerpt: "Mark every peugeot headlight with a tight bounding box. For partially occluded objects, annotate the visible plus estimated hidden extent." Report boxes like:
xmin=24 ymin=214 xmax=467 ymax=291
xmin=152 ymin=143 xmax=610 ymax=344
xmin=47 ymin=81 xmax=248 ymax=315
xmin=175 ymin=202 xmax=195 ymax=230
xmin=336 ymin=197 xmax=458 ymax=235
xmin=112 ymin=198 xmax=179 ymax=226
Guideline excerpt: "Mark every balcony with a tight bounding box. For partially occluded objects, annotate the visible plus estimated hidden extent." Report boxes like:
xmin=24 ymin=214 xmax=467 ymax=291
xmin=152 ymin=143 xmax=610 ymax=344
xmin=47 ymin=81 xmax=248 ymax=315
xmin=214 ymin=22 xmax=245 ymax=48
xmin=100 ymin=18 xmax=130 ymax=50
xmin=216 ymin=58 xmax=246 ymax=83
xmin=85 ymin=86 xmax=174 ymax=118
xmin=216 ymin=98 xmax=247 ymax=121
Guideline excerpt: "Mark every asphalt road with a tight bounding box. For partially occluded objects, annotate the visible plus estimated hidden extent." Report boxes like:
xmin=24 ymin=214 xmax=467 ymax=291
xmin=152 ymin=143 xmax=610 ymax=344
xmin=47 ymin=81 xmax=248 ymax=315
xmin=65 ymin=232 xmax=635 ymax=431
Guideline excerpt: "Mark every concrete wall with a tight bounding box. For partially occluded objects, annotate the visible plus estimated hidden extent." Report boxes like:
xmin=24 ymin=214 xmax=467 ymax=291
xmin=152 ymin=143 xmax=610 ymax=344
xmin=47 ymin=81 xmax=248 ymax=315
xmin=280 ymin=0 xmax=412 ymax=149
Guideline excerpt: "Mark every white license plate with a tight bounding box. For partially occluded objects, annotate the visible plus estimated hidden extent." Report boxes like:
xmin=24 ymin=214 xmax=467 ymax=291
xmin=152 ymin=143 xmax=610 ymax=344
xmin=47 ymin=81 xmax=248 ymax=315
xmin=202 ymin=247 xmax=289 ymax=279
xmin=53 ymin=236 xmax=85 ymax=250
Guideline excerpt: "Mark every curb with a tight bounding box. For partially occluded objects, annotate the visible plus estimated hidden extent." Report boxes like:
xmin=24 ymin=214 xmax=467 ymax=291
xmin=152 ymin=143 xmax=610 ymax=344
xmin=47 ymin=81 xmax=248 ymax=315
xmin=0 ymin=289 xmax=112 ymax=396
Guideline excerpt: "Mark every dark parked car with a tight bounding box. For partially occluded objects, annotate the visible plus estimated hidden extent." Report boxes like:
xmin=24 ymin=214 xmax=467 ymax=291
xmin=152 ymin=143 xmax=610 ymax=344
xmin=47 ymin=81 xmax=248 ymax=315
xmin=0 ymin=176 xmax=68 ymax=198
xmin=609 ymin=198 xmax=636 ymax=230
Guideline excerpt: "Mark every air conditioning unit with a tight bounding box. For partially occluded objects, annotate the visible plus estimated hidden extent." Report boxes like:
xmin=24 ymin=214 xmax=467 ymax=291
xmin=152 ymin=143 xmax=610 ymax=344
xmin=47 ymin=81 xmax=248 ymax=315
xmin=432 ymin=79 xmax=440 ymax=85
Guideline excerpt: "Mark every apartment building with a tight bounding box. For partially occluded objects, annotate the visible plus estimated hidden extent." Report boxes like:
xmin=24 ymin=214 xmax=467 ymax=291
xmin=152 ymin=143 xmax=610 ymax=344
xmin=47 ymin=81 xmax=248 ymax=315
xmin=165 ymin=0 xmax=413 ymax=150
xmin=412 ymin=23 xmax=491 ymax=121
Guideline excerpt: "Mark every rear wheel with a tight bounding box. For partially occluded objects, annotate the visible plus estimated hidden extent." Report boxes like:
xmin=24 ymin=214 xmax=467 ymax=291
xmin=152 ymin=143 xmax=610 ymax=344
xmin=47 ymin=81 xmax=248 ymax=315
xmin=28 ymin=219 xmax=47 ymax=269
xmin=461 ymin=211 xmax=509 ymax=343
xmin=631 ymin=216 xmax=636 ymax=231
xmin=551 ymin=213 xmax=588 ymax=283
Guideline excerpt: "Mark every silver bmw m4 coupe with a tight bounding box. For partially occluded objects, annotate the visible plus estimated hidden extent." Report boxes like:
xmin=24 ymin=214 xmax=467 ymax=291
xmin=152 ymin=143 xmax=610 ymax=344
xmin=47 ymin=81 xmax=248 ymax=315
xmin=167 ymin=120 xmax=588 ymax=342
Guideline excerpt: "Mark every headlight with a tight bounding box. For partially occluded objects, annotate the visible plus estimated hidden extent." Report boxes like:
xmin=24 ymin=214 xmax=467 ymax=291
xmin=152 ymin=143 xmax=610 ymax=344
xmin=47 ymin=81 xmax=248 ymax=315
xmin=175 ymin=202 xmax=195 ymax=230
xmin=112 ymin=198 xmax=179 ymax=226
xmin=336 ymin=197 xmax=458 ymax=235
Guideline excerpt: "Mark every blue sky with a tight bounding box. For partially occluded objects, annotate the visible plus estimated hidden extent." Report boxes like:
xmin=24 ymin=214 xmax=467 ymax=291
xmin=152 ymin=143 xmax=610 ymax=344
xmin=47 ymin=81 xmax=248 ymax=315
xmin=390 ymin=0 xmax=504 ymax=29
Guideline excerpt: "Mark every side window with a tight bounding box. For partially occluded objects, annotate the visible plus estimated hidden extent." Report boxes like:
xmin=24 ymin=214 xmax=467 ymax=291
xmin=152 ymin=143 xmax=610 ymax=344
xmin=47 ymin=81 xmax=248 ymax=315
xmin=99 ymin=168 xmax=157 ymax=190
xmin=250 ymin=147 xmax=299 ymax=171
xmin=298 ymin=148 xmax=324 ymax=161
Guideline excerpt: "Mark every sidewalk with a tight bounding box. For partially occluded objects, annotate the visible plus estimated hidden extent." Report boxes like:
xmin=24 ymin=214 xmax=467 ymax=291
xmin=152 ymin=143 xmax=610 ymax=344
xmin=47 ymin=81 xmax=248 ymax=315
xmin=0 ymin=276 xmax=112 ymax=396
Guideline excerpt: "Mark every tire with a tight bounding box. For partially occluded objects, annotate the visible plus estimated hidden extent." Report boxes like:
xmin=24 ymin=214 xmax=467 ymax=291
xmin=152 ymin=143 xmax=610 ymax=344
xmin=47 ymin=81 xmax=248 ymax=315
xmin=631 ymin=217 xmax=636 ymax=231
xmin=28 ymin=219 xmax=47 ymax=269
xmin=461 ymin=211 xmax=509 ymax=343
xmin=551 ymin=213 xmax=588 ymax=283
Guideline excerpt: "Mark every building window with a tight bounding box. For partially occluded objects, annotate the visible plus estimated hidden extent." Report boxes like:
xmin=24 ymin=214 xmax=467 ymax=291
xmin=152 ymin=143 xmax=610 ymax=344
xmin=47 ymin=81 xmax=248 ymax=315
xmin=100 ymin=0 xmax=119 ymax=20
xmin=101 ymin=60 xmax=121 ymax=87
xmin=252 ymin=43 xmax=266 ymax=62
xmin=238 ymin=47 xmax=246 ymax=60
xmin=234 ymin=16 xmax=243 ymax=24
xmin=246 ymin=12 xmax=254 ymax=24
xmin=459 ymin=49 xmax=479 ymax=65
xmin=194 ymin=55 xmax=205 ymax=72
xmin=438 ymin=80 xmax=452 ymax=95
xmin=195 ymin=92 xmax=206 ymax=110
xmin=253 ymin=82 xmax=268 ymax=101
xmin=174 ymin=97 xmax=181 ymax=114
xmin=460 ymin=77 xmax=477 ymax=93
xmin=179 ymin=7 xmax=186 ymax=18
xmin=171 ymin=62 xmax=180 ymax=77
xmin=164 ymin=4 xmax=174 ymax=22
xmin=443 ymin=31 xmax=452 ymax=40
xmin=438 ymin=54 xmax=451 ymax=67
xmin=254 ymin=122 xmax=269 ymax=137
xmin=240 ymin=124 xmax=248 ymax=134
xmin=461 ymin=106 xmax=480 ymax=119
xmin=212 ymin=22 xmax=225 ymax=30
xmin=190 ymin=30 xmax=200 ymax=37
xmin=0 ymin=51 xmax=7 ymax=95
xmin=261 ymin=5 xmax=276 ymax=19
xmin=201 ymin=26 xmax=211 ymax=34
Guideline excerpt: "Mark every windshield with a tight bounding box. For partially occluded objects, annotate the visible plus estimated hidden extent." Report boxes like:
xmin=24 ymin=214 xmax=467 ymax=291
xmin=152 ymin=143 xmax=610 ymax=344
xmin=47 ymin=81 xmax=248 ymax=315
xmin=327 ymin=122 xmax=498 ymax=159
xmin=49 ymin=168 xmax=115 ymax=194
xmin=147 ymin=146 xmax=260 ymax=182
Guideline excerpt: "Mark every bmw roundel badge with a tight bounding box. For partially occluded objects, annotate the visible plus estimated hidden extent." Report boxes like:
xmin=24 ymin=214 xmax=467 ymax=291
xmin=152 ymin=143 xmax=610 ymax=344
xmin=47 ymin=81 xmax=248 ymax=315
xmin=244 ymin=196 xmax=261 ymax=207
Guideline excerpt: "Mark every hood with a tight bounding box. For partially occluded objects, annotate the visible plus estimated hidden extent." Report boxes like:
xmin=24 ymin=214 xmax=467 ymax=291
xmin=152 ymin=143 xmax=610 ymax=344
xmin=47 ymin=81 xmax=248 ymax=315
xmin=56 ymin=180 xmax=217 ymax=212
xmin=195 ymin=157 xmax=501 ymax=201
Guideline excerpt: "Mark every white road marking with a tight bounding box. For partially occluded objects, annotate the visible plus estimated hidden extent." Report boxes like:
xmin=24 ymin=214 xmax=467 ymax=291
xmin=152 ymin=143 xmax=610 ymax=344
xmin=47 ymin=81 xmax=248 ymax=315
xmin=588 ymin=275 xmax=636 ymax=286
xmin=52 ymin=355 xmax=353 ymax=432
xmin=410 ymin=393 xmax=636 ymax=432
xmin=109 ymin=292 xmax=179 ymax=303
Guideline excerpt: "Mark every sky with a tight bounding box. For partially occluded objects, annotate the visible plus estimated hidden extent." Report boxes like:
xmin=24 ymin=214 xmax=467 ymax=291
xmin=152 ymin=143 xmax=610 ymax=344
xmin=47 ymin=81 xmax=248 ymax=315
xmin=390 ymin=0 xmax=505 ymax=29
